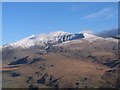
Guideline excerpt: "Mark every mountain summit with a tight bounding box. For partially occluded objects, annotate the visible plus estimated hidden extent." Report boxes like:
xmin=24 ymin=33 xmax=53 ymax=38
xmin=2 ymin=31 xmax=117 ymax=50
xmin=3 ymin=31 xmax=84 ymax=49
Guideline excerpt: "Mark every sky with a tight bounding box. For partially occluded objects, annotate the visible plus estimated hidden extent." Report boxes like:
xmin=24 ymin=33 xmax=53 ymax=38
xmin=2 ymin=2 xmax=118 ymax=45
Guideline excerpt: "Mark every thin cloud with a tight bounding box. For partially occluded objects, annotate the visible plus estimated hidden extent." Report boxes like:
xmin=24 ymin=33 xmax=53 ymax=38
xmin=83 ymin=8 xmax=114 ymax=20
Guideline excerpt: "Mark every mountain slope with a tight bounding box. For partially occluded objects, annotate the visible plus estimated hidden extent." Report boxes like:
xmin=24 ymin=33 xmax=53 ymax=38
xmin=2 ymin=31 xmax=118 ymax=64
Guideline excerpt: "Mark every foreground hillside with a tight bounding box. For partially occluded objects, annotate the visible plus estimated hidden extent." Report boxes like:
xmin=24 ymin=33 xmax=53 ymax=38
xmin=2 ymin=53 xmax=111 ymax=88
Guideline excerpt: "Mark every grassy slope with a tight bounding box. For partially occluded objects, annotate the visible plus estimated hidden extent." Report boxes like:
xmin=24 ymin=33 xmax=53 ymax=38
xmin=2 ymin=53 xmax=110 ymax=88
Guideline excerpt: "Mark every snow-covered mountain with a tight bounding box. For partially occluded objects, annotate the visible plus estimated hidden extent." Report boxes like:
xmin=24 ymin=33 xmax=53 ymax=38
xmin=2 ymin=31 xmax=119 ymax=88
xmin=2 ymin=31 xmax=84 ymax=49
xmin=2 ymin=31 xmax=118 ymax=49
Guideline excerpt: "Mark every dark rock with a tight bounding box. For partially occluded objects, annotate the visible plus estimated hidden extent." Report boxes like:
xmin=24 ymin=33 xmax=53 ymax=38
xmin=37 ymin=76 xmax=46 ymax=84
xmin=8 ymin=56 xmax=28 ymax=65
xmin=104 ymin=59 xmax=120 ymax=68
xmin=26 ymin=76 xmax=33 ymax=84
xmin=29 ymin=57 xmax=46 ymax=64
xmin=28 ymin=85 xmax=38 ymax=90
xmin=11 ymin=72 xmax=21 ymax=77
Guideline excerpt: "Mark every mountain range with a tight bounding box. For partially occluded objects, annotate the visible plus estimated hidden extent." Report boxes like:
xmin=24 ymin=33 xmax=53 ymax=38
xmin=2 ymin=30 xmax=120 ymax=88
xmin=2 ymin=30 xmax=118 ymax=49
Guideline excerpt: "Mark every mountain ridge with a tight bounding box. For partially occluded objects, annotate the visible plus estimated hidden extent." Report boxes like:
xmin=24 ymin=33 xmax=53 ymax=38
xmin=2 ymin=31 xmax=118 ymax=50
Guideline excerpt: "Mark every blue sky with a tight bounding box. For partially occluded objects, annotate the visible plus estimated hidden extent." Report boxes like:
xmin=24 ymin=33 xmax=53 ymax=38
xmin=2 ymin=2 xmax=118 ymax=45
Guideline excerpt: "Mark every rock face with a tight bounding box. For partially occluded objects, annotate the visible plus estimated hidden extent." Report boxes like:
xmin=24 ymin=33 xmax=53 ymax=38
xmin=8 ymin=56 xmax=29 ymax=65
